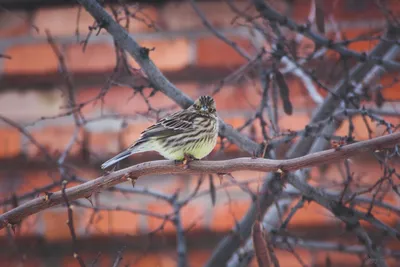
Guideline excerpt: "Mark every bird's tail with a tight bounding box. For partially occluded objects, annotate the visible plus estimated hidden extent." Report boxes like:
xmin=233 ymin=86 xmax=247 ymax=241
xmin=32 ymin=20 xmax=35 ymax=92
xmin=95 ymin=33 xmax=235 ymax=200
xmin=101 ymin=149 xmax=132 ymax=169
xmin=101 ymin=141 xmax=153 ymax=169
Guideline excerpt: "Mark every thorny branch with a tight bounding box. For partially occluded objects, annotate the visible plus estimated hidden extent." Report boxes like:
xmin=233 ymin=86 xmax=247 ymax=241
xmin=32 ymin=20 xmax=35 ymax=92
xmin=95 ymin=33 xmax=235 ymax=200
xmin=1 ymin=0 xmax=400 ymax=266
xmin=1 ymin=131 xmax=400 ymax=230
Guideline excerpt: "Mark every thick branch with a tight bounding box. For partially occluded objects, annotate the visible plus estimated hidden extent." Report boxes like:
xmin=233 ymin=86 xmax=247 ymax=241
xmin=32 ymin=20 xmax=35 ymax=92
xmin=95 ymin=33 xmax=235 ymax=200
xmin=76 ymin=0 xmax=261 ymax=155
xmin=206 ymin=26 xmax=400 ymax=267
xmin=1 ymin=132 xmax=400 ymax=230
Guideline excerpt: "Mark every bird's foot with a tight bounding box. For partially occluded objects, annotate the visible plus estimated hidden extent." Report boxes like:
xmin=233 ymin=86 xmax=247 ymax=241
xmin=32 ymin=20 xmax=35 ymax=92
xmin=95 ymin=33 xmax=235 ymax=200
xmin=175 ymin=154 xmax=197 ymax=169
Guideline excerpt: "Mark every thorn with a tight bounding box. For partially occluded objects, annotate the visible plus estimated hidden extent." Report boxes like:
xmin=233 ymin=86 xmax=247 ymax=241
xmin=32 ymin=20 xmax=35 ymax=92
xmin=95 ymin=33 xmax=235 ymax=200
xmin=261 ymin=140 xmax=269 ymax=158
xmin=44 ymin=192 xmax=53 ymax=202
xmin=7 ymin=223 xmax=17 ymax=235
xmin=11 ymin=225 xmax=17 ymax=235
xmin=127 ymin=176 xmax=138 ymax=188
xmin=85 ymin=195 xmax=94 ymax=207
xmin=216 ymin=173 xmax=226 ymax=184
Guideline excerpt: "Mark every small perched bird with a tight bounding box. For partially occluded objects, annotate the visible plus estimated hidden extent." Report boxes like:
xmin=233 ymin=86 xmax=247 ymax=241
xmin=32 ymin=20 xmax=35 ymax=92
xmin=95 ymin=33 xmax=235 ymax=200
xmin=101 ymin=95 xmax=219 ymax=169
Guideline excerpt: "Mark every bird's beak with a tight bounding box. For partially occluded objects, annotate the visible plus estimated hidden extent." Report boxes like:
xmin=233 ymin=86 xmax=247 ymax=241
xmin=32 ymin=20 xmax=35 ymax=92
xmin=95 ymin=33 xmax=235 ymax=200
xmin=201 ymin=105 xmax=208 ymax=112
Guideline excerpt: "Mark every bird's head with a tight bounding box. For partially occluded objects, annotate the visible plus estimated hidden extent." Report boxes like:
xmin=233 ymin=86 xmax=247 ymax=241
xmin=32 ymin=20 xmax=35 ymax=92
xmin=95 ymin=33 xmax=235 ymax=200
xmin=192 ymin=95 xmax=216 ymax=115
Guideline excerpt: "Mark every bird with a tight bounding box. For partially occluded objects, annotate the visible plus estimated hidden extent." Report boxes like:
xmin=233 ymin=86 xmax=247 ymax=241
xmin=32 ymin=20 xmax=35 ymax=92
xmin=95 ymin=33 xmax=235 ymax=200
xmin=101 ymin=95 xmax=219 ymax=169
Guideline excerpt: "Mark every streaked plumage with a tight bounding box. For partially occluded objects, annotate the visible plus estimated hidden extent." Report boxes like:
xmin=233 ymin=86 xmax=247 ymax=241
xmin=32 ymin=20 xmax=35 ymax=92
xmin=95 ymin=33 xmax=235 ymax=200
xmin=101 ymin=95 xmax=219 ymax=169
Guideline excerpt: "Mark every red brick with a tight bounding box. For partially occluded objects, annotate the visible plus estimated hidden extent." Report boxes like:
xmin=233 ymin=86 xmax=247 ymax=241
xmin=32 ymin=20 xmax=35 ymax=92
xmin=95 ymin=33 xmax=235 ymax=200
xmin=113 ymin=4 xmax=159 ymax=33
xmin=328 ymin=0 xmax=395 ymax=21
xmin=187 ymin=250 xmax=210 ymax=267
xmin=342 ymin=28 xmax=381 ymax=52
xmin=122 ymin=121 xmax=156 ymax=148
xmin=4 ymin=43 xmax=59 ymax=74
xmin=0 ymin=257 xmax=42 ymax=267
xmin=62 ymin=253 xmax=111 ymax=267
xmin=381 ymin=74 xmax=400 ymax=101
xmin=32 ymin=6 xmax=96 ymax=37
xmin=66 ymin=43 xmax=116 ymax=73
xmin=43 ymin=208 xmax=88 ymax=241
xmin=288 ymin=0 xmax=398 ymax=23
xmin=76 ymin=80 xmax=314 ymax=121
xmin=211 ymin=199 xmax=251 ymax=231
xmin=76 ymin=86 xmax=178 ymax=116
xmin=33 ymin=5 xmax=158 ymax=37
xmin=196 ymin=36 xmax=251 ymax=67
xmin=278 ymin=113 xmax=311 ymax=132
xmin=0 ymin=128 xmax=20 ymax=158
xmin=89 ymin=131 xmax=122 ymax=156
xmin=0 ymin=10 xmax=30 ymax=37
xmin=313 ymin=250 xmax=380 ymax=267
xmin=321 ymin=160 xmax=382 ymax=184
xmin=212 ymin=78 xmax=317 ymax=112
xmin=180 ymin=200 xmax=207 ymax=230
xmin=217 ymin=116 xmax=272 ymax=146
xmin=336 ymin=115 xmax=377 ymax=140
xmin=0 ymin=89 xmax=64 ymax=122
xmin=129 ymin=38 xmax=191 ymax=71
xmin=0 ymin=170 xmax=55 ymax=202
xmin=16 ymin=214 xmax=42 ymax=237
xmin=146 ymin=202 xmax=174 ymax=232
xmin=212 ymin=85 xmax=256 ymax=111
xmin=119 ymin=252 xmax=174 ymax=267
xmin=288 ymin=201 xmax=333 ymax=227
xmin=286 ymin=77 xmax=321 ymax=108
xmin=16 ymin=170 xmax=56 ymax=195
xmin=86 ymin=209 xmax=139 ymax=236
xmin=287 ymin=0 xmax=313 ymax=22
xmin=161 ymin=1 xmax=249 ymax=31
xmin=27 ymin=126 xmax=82 ymax=158
xmin=213 ymin=116 xmax=249 ymax=153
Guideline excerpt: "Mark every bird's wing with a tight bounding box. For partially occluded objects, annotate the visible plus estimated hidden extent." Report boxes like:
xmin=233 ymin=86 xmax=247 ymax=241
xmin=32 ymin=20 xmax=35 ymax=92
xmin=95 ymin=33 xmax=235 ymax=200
xmin=130 ymin=111 xmax=195 ymax=149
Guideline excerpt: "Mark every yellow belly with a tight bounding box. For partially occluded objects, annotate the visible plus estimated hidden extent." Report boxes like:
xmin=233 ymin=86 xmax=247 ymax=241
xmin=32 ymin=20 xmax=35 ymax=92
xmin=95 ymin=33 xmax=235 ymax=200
xmin=156 ymin=135 xmax=217 ymax=160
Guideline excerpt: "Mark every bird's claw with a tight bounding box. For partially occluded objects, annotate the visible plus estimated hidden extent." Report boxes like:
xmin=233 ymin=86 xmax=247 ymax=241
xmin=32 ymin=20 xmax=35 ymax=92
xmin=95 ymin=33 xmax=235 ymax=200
xmin=175 ymin=154 xmax=197 ymax=169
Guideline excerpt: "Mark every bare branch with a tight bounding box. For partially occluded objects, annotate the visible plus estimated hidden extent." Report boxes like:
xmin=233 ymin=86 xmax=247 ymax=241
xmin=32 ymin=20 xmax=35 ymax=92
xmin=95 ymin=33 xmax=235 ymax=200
xmin=1 ymin=131 xmax=399 ymax=230
xmin=252 ymin=0 xmax=400 ymax=71
xmin=76 ymin=0 xmax=261 ymax=155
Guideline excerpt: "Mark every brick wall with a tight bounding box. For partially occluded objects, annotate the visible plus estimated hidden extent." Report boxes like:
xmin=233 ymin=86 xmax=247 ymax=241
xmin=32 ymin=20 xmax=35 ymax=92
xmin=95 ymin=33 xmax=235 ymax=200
xmin=1 ymin=0 xmax=400 ymax=266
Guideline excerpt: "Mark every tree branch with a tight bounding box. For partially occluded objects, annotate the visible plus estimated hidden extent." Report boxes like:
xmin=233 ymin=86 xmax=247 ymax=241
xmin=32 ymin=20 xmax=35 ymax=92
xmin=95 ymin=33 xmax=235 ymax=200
xmin=76 ymin=0 xmax=261 ymax=155
xmin=252 ymin=0 xmax=400 ymax=71
xmin=1 ymin=131 xmax=399 ymax=230
xmin=206 ymin=22 xmax=400 ymax=267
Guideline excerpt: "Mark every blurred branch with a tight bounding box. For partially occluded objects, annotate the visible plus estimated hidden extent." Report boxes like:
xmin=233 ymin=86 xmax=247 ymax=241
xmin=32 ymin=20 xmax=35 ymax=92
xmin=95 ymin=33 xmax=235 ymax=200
xmin=111 ymin=247 xmax=125 ymax=267
xmin=61 ymin=180 xmax=86 ymax=267
xmin=189 ymin=0 xmax=252 ymax=61
xmin=286 ymin=171 xmax=392 ymax=266
xmin=76 ymin=0 xmax=261 ymax=155
xmin=173 ymin=206 xmax=188 ymax=267
xmin=1 ymin=131 xmax=400 ymax=230
xmin=207 ymin=26 xmax=400 ymax=267
xmin=252 ymin=0 xmax=400 ymax=71
xmin=287 ymin=33 xmax=399 ymax=158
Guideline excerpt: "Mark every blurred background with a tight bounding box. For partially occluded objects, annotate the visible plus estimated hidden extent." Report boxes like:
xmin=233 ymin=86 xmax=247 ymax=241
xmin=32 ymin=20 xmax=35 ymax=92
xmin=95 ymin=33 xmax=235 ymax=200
xmin=0 ymin=0 xmax=400 ymax=266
